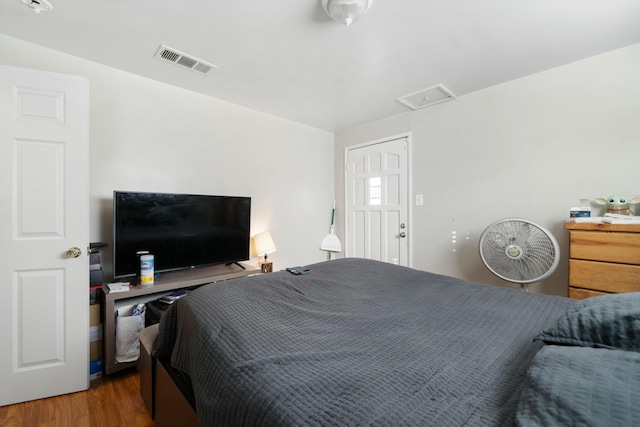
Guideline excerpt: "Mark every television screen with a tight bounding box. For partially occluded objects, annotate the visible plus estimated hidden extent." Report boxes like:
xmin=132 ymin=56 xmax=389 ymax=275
xmin=113 ymin=191 xmax=251 ymax=279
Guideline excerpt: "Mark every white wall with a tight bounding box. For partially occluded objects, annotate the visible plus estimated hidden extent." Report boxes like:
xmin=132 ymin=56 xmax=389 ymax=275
xmin=0 ymin=35 xmax=335 ymax=278
xmin=335 ymin=43 xmax=640 ymax=296
xmin=3 ymin=34 xmax=638 ymax=295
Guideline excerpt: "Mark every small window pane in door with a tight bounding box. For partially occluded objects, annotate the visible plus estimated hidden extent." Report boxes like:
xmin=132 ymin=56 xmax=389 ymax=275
xmin=369 ymin=177 xmax=381 ymax=206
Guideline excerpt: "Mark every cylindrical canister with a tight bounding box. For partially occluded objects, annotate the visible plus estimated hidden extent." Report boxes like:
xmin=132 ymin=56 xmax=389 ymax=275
xmin=136 ymin=250 xmax=149 ymax=284
xmin=140 ymin=254 xmax=154 ymax=285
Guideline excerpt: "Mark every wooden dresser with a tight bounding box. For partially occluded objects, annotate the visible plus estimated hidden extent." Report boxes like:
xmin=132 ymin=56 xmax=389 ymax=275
xmin=564 ymin=222 xmax=640 ymax=299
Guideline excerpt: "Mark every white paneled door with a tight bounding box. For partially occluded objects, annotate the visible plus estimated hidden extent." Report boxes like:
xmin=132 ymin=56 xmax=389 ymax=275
xmin=0 ymin=66 xmax=89 ymax=405
xmin=345 ymin=136 xmax=410 ymax=266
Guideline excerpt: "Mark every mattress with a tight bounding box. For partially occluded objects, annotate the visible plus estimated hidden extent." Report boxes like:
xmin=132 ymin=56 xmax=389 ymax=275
xmin=154 ymin=258 xmax=571 ymax=426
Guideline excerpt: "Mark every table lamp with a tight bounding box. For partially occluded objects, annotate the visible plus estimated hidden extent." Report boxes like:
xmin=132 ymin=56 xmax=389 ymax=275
xmin=253 ymin=231 xmax=276 ymax=273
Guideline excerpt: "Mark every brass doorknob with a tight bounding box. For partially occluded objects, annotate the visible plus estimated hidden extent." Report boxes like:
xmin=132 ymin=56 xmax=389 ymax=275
xmin=66 ymin=247 xmax=82 ymax=258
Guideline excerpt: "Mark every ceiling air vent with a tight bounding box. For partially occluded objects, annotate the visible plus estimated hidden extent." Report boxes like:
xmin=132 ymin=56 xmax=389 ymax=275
xmin=396 ymin=84 xmax=456 ymax=110
xmin=154 ymin=45 xmax=217 ymax=75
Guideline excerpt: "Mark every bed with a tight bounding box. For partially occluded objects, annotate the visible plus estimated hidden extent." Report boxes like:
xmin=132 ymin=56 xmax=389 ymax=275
xmin=152 ymin=258 xmax=640 ymax=426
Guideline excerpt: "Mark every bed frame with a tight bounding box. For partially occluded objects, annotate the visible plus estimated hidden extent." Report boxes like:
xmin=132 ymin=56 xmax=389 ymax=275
xmin=139 ymin=325 xmax=199 ymax=426
xmin=154 ymin=358 xmax=199 ymax=427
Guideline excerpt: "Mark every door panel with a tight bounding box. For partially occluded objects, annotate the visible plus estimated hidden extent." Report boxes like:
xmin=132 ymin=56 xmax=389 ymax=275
xmin=1 ymin=65 xmax=89 ymax=405
xmin=345 ymin=136 xmax=410 ymax=266
xmin=16 ymin=269 xmax=65 ymax=366
xmin=16 ymin=139 xmax=65 ymax=237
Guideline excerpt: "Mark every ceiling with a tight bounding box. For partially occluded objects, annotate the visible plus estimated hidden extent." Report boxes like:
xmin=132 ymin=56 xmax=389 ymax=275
xmin=1 ymin=1 xmax=640 ymax=132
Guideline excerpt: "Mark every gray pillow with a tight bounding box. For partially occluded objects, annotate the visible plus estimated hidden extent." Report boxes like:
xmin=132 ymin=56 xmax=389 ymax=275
xmin=515 ymin=345 xmax=640 ymax=426
xmin=534 ymin=292 xmax=640 ymax=351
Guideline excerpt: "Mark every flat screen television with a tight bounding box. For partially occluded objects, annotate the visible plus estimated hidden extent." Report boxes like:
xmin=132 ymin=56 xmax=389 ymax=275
xmin=113 ymin=191 xmax=251 ymax=279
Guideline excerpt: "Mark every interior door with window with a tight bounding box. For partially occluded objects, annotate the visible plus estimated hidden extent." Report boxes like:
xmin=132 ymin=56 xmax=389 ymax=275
xmin=0 ymin=65 xmax=89 ymax=405
xmin=345 ymin=136 xmax=410 ymax=266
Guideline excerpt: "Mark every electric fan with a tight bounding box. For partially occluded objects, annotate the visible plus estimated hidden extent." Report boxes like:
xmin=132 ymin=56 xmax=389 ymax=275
xmin=479 ymin=218 xmax=560 ymax=291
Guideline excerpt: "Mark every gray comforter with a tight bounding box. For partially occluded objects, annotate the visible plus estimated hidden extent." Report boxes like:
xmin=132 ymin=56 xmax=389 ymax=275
xmin=154 ymin=258 xmax=570 ymax=426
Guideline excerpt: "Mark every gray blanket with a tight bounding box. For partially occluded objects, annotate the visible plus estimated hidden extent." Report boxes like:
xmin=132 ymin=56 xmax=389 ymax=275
xmin=154 ymin=258 xmax=570 ymax=426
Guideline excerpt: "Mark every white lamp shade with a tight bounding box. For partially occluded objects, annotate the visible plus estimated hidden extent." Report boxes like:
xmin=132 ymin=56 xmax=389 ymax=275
xmin=253 ymin=231 xmax=276 ymax=257
xmin=322 ymin=0 xmax=373 ymax=26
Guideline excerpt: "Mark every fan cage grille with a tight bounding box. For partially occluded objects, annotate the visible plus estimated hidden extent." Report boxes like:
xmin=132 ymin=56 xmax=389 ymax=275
xmin=479 ymin=219 xmax=559 ymax=284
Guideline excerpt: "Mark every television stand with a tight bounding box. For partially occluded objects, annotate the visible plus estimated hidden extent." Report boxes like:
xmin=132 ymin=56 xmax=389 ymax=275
xmin=101 ymin=262 xmax=259 ymax=375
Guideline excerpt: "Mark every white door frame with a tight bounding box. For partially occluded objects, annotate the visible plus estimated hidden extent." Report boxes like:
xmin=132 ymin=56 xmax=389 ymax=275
xmin=343 ymin=132 xmax=412 ymax=267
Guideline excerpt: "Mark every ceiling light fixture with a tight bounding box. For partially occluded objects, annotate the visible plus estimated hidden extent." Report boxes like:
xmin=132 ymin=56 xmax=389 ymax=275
xmin=20 ymin=0 xmax=53 ymax=13
xmin=321 ymin=0 xmax=373 ymax=26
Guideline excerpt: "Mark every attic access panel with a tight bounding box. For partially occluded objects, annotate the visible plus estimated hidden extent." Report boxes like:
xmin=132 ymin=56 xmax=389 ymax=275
xmin=396 ymin=84 xmax=456 ymax=110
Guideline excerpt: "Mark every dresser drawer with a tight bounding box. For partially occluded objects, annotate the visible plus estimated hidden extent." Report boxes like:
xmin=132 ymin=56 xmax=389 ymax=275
xmin=568 ymin=287 xmax=608 ymax=300
xmin=569 ymin=259 xmax=640 ymax=293
xmin=569 ymin=230 xmax=640 ymax=264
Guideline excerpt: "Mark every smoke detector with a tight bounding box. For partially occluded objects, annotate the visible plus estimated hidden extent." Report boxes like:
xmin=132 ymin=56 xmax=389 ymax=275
xmin=154 ymin=45 xmax=217 ymax=75
xmin=21 ymin=0 xmax=53 ymax=13
xmin=396 ymin=84 xmax=456 ymax=110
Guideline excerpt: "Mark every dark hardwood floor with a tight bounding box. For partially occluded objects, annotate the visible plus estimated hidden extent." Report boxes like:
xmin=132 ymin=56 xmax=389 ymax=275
xmin=0 ymin=368 xmax=153 ymax=427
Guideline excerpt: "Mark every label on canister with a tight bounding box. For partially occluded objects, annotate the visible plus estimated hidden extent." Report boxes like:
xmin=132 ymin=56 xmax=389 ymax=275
xmin=140 ymin=254 xmax=154 ymax=285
